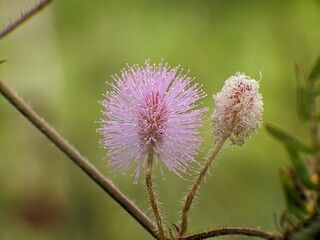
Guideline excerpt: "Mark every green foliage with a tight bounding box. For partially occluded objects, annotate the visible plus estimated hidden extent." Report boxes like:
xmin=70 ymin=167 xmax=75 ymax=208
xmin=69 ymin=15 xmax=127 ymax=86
xmin=286 ymin=147 xmax=315 ymax=190
xmin=267 ymin=57 xmax=320 ymax=236
xmin=265 ymin=124 xmax=315 ymax=190
xmin=308 ymin=55 xmax=320 ymax=84
xmin=295 ymin=60 xmax=311 ymax=121
xmin=279 ymin=169 xmax=309 ymax=220
xmin=295 ymin=56 xmax=320 ymax=122
xmin=265 ymin=124 xmax=312 ymax=153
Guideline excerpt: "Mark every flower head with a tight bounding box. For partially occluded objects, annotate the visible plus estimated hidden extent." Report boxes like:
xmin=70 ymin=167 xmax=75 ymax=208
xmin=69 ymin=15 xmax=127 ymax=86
xmin=211 ymin=72 xmax=263 ymax=146
xmin=98 ymin=60 xmax=207 ymax=181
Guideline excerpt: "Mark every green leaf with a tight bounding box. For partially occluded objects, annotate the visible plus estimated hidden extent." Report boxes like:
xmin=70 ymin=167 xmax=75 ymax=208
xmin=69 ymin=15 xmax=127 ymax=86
xmin=0 ymin=59 xmax=6 ymax=65
xmin=309 ymin=55 xmax=320 ymax=84
xmin=295 ymin=60 xmax=312 ymax=121
xmin=286 ymin=146 xmax=315 ymax=190
xmin=296 ymin=86 xmax=312 ymax=121
xmin=266 ymin=124 xmax=316 ymax=189
xmin=265 ymin=124 xmax=312 ymax=153
xmin=279 ymin=169 xmax=309 ymax=220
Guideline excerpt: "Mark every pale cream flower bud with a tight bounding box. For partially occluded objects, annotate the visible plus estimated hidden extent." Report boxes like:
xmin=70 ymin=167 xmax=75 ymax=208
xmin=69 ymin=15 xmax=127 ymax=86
xmin=211 ymin=72 xmax=263 ymax=146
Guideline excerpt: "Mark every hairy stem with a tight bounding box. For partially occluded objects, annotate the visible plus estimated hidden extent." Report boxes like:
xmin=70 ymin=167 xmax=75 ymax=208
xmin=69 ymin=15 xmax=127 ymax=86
xmin=180 ymin=137 xmax=227 ymax=236
xmin=0 ymin=79 xmax=158 ymax=239
xmin=179 ymin=227 xmax=283 ymax=240
xmin=0 ymin=0 xmax=53 ymax=40
xmin=146 ymin=150 xmax=166 ymax=240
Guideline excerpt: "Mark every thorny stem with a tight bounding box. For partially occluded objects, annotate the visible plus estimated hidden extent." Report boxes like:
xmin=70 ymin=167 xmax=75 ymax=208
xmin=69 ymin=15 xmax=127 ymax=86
xmin=0 ymin=0 xmax=53 ymax=40
xmin=146 ymin=149 xmax=166 ymax=240
xmin=0 ymin=79 xmax=158 ymax=239
xmin=180 ymin=137 xmax=227 ymax=236
xmin=179 ymin=227 xmax=283 ymax=240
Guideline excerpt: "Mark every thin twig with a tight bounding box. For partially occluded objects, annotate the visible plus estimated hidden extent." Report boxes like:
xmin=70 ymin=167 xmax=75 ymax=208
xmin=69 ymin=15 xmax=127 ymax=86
xmin=179 ymin=227 xmax=283 ymax=240
xmin=0 ymin=78 xmax=158 ymax=239
xmin=0 ymin=0 xmax=53 ymax=40
xmin=180 ymin=138 xmax=227 ymax=236
xmin=146 ymin=150 xmax=166 ymax=240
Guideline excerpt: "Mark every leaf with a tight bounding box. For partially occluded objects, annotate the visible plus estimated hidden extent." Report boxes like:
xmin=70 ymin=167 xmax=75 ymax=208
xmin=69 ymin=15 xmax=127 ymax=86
xmin=266 ymin=124 xmax=316 ymax=189
xmin=286 ymin=146 xmax=315 ymax=190
xmin=279 ymin=169 xmax=309 ymax=220
xmin=0 ymin=59 xmax=6 ymax=64
xmin=309 ymin=55 xmax=320 ymax=84
xmin=296 ymin=86 xmax=312 ymax=121
xmin=265 ymin=124 xmax=312 ymax=153
xmin=295 ymin=60 xmax=313 ymax=121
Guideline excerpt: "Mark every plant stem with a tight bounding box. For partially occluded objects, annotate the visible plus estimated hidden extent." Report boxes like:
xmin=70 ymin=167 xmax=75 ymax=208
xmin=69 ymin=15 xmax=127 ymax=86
xmin=180 ymin=137 xmax=227 ymax=236
xmin=179 ymin=227 xmax=283 ymax=240
xmin=0 ymin=0 xmax=53 ymax=40
xmin=0 ymin=78 xmax=158 ymax=239
xmin=146 ymin=149 xmax=166 ymax=240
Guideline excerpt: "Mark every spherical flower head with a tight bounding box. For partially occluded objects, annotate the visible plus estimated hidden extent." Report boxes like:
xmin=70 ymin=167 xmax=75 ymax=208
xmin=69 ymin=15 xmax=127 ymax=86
xmin=211 ymin=72 xmax=263 ymax=146
xmin=98 ymin=60 xmax=207 ymax=182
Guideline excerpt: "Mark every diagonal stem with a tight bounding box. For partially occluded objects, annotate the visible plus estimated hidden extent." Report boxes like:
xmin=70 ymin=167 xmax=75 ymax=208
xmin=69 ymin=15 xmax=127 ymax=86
xmin=180 ymin=137 xmax=227 ymax=236
xmin=0 ymin=0 xmax=53 ymax=40
xmin=0 ymin=78 xmax=158 ymax=239
xmin=146 ymin=149 xmax=166 ymax=240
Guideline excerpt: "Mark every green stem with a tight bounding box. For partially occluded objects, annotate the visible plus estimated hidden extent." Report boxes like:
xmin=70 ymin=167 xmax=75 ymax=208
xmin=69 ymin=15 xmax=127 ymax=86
xmin=146 ymin=150 xmax=166 ymax=240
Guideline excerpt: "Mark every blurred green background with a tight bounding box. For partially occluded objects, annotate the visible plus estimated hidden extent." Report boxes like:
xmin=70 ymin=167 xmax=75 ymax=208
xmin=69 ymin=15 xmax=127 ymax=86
xmin=0 ymin=0 xmax=320 ymax=239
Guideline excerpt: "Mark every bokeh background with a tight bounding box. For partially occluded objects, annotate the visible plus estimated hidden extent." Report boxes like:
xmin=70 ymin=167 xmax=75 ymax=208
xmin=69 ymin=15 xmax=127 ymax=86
xmin=1 ymin=0 xmax=320 ymax=239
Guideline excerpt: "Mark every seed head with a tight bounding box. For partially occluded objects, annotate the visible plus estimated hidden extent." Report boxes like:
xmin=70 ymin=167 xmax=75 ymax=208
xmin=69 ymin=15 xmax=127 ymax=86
xmin=211 ymin=72 xmax=263 ymax=146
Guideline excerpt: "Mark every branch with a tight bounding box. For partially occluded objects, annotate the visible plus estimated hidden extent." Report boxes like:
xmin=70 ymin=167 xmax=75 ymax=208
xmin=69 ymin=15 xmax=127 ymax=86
xmin=179 ymin=227 xmax=283 ymax=240
xmin=0 ymin=0 xmax=53 ymax=40
xmin=0 ymin=78 xmax=158 ymax=239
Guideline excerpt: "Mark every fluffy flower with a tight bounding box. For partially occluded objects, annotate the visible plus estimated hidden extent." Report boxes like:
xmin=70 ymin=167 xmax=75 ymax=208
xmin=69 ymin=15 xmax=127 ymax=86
xmin=211 ymin=72 xmax=263 ymax=146
xmin=98 ymin=61 xmax=207 ymax=181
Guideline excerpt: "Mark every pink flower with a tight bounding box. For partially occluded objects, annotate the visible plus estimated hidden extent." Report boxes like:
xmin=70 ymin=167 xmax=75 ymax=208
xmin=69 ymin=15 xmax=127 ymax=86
xmin=98 ymin=61 xmax=207 ymax=181
xmin=211 ymin=72 xmax=263 ymax=146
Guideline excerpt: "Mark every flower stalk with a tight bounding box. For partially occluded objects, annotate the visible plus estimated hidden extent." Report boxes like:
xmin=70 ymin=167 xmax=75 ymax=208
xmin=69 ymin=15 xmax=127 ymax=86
xmin=146 ymin=149 xmax=166 ymax=240
xmin=180 ymin=137 xmax=227 ymax=236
